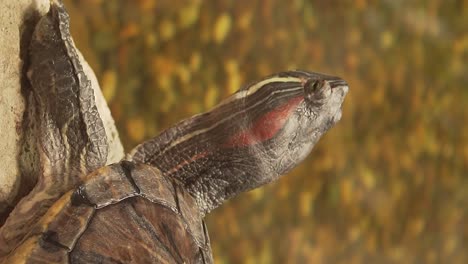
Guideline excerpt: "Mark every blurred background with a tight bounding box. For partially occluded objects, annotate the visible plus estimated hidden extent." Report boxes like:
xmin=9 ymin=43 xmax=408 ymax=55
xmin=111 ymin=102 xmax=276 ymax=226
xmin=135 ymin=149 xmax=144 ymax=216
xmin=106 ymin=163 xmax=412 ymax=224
xmin=64 ymin=0 xmax=467 ymax=263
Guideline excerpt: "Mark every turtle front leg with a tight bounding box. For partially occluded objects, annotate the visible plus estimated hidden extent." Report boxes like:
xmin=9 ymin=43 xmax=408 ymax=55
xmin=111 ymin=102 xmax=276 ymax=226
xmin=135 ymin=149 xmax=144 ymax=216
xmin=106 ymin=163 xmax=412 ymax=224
xmin=0 ymin=1 xmax=109 ymax=258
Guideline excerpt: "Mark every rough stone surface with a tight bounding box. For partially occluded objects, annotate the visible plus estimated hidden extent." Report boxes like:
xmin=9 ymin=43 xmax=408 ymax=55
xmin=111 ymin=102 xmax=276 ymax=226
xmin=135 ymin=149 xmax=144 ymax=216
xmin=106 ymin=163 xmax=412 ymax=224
xmin=0 ymin=0 xmax=124 ymax=217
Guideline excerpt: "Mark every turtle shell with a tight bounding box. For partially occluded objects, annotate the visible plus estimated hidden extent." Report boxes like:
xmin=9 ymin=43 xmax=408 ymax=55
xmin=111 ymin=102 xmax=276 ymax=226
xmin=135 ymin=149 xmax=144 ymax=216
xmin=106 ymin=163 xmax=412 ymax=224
xmin=5 ymin=162 xmax=213 ymax=263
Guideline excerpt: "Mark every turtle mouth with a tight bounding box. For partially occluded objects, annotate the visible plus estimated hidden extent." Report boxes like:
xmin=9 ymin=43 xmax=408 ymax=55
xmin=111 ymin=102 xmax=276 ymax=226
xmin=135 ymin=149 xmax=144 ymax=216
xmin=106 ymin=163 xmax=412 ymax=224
xmin=329 ymin=80 xmax=348 ymax=123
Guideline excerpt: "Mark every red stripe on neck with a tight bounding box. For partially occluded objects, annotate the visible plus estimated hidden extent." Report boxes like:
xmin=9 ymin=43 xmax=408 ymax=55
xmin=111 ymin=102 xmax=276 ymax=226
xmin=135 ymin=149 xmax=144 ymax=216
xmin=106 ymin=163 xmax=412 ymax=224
xmin=225 ymin=96 xmax=303 ymax=147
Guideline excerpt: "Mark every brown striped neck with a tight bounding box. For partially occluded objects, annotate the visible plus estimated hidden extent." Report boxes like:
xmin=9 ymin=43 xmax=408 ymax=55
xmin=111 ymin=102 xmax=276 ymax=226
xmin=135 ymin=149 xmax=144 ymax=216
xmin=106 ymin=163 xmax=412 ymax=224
xmin=128 ymin=70 xmax=348 ymax=216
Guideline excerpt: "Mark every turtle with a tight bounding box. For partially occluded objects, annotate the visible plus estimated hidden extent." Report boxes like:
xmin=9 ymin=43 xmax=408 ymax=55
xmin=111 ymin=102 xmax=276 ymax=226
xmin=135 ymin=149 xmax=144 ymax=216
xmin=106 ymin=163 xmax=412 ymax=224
xmin=0 ymin=1 xmax=349 ymax=263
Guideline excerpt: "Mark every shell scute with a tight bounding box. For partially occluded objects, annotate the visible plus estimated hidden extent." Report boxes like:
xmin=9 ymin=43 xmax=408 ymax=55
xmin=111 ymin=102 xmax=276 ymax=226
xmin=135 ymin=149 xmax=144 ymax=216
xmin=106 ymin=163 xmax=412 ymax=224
xmin=4 ymin=191 xmax=92 ymax=263
xmin=32 ymin=191 xmax=95 ymax=251
xmin=38 ymin=192 xmax=95 ymax=250
xmin=80 ymin=163 xmax=139 ymax=208
xmin=70 ymin=197 xmax=201 ymax=263
xmin=131 ymin=163 xmax=178 ymax=210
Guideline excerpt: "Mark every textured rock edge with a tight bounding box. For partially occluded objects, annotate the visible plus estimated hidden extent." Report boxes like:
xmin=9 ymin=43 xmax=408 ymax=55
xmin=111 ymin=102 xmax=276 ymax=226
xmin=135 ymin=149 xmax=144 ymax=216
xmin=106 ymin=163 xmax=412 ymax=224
xmin=0 ymin=0 xmax=124 ymax=217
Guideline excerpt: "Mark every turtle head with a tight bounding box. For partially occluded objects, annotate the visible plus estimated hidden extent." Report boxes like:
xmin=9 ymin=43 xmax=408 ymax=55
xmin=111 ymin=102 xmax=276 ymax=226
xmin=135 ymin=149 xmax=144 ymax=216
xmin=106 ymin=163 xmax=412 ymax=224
xmin=237 ymin=71 xmax=349 ymax=186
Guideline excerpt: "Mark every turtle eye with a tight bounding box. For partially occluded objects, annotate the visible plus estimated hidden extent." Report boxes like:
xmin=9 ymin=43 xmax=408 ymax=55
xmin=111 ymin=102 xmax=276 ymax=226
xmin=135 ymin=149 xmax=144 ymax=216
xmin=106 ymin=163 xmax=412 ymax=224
xmin=304 ymin=80 xmax=322 ymax=95
xmin=311 ymin=81 xmax=320 ymax=93
xmin=304 ymin=79 xmax=329 ymax=104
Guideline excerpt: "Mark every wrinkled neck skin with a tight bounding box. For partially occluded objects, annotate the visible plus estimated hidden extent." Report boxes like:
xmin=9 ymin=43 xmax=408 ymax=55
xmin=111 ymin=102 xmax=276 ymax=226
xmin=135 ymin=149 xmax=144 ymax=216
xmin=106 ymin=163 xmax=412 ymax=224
xmin=129 ymin=71 xmax=348 ymax=216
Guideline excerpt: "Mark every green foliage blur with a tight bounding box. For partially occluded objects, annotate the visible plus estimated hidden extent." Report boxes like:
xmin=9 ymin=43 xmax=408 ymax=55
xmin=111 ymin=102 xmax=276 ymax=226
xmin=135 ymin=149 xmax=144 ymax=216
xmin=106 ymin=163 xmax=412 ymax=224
xmin=65 ymin=0 xmax=467 ymax=263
